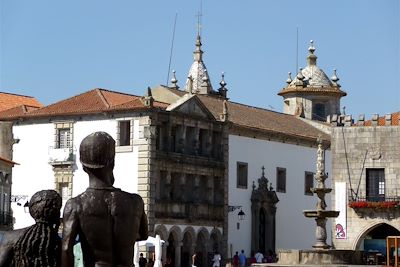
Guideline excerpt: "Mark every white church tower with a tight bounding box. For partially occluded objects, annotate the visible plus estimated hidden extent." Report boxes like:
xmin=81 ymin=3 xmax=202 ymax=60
xmin=278 ymin=41 xmax=347 ymax=121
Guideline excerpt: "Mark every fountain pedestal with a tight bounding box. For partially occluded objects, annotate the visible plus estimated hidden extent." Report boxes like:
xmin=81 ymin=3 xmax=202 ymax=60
xmin=256 ymin=138 xmax=365 ymax=266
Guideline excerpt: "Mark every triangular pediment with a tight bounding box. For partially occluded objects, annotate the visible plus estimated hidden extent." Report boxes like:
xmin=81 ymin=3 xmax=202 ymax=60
xmin=167 ymin=94 xmax=215 ymax=120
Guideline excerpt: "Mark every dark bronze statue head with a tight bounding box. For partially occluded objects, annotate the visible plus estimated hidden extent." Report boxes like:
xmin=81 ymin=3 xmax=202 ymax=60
xmin=29 ymin=189 xmax=62 ymax=225
xmin=80 ymin=131 xmax=115 ymax=169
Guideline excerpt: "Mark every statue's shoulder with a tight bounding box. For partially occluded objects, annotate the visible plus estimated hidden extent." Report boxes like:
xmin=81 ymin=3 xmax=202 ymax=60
xmin=121 ymin=191 xmax=144 ymax=205
xmin=63 ymin=194 xmax=83 ymax=214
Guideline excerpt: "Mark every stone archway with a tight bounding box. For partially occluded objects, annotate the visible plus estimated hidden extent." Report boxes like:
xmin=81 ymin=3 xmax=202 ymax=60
xmin=354 ymin=222 xmax=400 ymax=254
xmin=167 ymin=227 xmax=182 ymax=267
xmin=182 ymin=227 xmax=195 ymax=267
xmin=209 ymin=228 xmax=222 ymax=253
xmin=195 ymin=228 xmax=209 ymax=267
xmin=251 ymin=167 xmax=279 ymax=254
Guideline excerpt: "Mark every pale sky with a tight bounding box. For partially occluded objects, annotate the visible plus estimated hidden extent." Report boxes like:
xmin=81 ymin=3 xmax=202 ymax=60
xmin=1 ymin=0 xmax=399 ymax=117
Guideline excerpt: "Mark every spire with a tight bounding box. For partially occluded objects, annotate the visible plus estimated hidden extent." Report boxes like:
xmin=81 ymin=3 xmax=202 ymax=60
xmin=307 ymin=40 xmax=317 ymax=66
xmin=185 ymin=33 xmax=213 ymax=94
xmin=170 ymin=70 xmax=179 ymax=89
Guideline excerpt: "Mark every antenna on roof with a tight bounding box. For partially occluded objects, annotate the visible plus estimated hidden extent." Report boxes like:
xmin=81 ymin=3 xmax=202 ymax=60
xmin=166 ymin=12 xmax=178 ymax=86
xmin=195 ymin=0 xmax=203 ymax=90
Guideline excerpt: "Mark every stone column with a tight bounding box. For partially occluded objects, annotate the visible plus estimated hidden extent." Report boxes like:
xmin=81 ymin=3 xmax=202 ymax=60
xmin=175 ymin=241 xmax=182 ymax=267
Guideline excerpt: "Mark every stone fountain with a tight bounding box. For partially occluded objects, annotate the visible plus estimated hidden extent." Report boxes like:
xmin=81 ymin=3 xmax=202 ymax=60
xmin=258 ymin=138 xmax=365 ymax=266
xmin=303 ymin=137 xmax=339 ymax=250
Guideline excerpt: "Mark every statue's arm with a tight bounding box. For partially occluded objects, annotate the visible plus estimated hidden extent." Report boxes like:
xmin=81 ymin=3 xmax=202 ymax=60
xmin=137 ymin=198 xmax=148 ymax=241
xmin=62 ymin=199 xmax=79 ymax=267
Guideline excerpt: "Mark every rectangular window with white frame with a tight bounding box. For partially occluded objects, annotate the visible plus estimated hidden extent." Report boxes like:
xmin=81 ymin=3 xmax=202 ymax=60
xmin=118 ymin=120 xmax=132 ymax=146
xmin=237 ymin=162 xmax=248 ymax=189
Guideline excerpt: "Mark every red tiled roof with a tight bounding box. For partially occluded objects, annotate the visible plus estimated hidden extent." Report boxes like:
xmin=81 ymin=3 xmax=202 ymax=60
xmin=0 ymin=105 xmax=41 ymax=118
xmin=0 ymin=88 xmax=168 ymax=120
xmin=0 ymin=156 xmax=18 ymax=166
xmin=363 ymin=112 xmax=400 ymax=126
xmin=0 ymin=92 xmax=43 ymax=111
xmin=198 ymin=95 xmax=330 ymax=141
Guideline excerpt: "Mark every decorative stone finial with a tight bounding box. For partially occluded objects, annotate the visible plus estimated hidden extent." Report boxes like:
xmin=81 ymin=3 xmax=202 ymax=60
xmin=219 ymin=72 xmax=228 ymax=98
xmin=220 ymin=72 xmax=227 ymax=87
xmin=296 ymin=68 xmax=305 ymax=81
xmin=286 ymin=72 xmax=292 ymax=84
xmin=171 ymin=70 xmax=179 ymax=89
xmin=194 ymin=34 xmax=203 ymax=62
xmin=262 ymin=166 xmax=265 ymax=177
xmin=308 ymin=40 xmax=315 ymax=54
xmin=307 ymin=40 xmax=317 ymax=66
xmin=331 ymin=69 xmax=340 ymax=86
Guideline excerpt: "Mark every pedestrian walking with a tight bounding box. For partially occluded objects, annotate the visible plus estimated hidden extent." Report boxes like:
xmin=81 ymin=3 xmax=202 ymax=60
xmin=239 ymin=250 xmax=246 ymax=267
xmin=212 ymin=251 xmax=222 ymax=267
xmin=254 ymin=250 xmax=263 ymax=263
xmin=233 ymin=251 xmax=239 ymax=267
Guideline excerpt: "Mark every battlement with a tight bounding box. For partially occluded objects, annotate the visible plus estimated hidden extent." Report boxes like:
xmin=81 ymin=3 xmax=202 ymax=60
xmin=327 ymin=112 xmax=399 ymax=127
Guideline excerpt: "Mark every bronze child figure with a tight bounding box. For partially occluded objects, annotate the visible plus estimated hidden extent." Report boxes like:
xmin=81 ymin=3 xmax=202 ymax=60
xmin=0 ymin=190 xmax=62 ymax=267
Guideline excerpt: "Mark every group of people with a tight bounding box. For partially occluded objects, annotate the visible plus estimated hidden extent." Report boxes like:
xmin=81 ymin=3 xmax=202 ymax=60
xmin=232 ymin=250 xmax=276 ymax=267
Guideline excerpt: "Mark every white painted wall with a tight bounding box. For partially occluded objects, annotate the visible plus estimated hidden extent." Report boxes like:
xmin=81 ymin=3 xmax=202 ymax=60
xmin=11 ymin=118 xmax=141 ymax=229
xmin=227 ymin=135 xmax=332 ymax=256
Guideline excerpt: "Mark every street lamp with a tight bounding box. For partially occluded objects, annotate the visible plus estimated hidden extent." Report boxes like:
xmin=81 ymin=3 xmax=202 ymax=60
xmin=238 ymin=209 xmax=245 ymax=221
xmin=228 ymin=205 xmax=246 ymax=221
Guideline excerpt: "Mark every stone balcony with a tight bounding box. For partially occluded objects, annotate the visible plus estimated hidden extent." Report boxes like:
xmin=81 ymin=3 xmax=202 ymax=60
xmin=48 ymin=146 xmax=75 ymax=165
xmin=155 ymin=202 xmax=224 ymax=223
xmin=348 ymin=193 xmax=400 ymax=219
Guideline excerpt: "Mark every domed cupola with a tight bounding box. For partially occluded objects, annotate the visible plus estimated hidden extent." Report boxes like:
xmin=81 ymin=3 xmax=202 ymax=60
xmin=278 ymin=40 xmax=347 ymax=121
xmin=184 ymin=34 xmax=214 ymax=95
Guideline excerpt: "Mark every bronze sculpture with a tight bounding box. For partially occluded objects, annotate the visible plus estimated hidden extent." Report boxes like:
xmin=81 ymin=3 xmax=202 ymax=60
xmin=62 ymin=131 xmax=148 ymax=267
xmin=0 ymin=190 xmax=62 ymax=267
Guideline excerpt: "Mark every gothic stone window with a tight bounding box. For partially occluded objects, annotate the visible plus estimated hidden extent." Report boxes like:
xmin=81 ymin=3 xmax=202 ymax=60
xmin=276 ymin=167 xmax=286 ymax=193
xmin=304 ymin=171 xmax=314 ymax=196
xmin=366 ymin=168 xmax=385 ymax=202
xmin=237 ymin=162 xmax=248 ymax=189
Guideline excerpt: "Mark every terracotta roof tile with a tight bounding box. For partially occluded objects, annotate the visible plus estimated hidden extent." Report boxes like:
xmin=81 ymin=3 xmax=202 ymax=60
xmin=0 ymin=88 xmax=168 ymax=120
xmin=0 ymin=105 xmax=41 ymax=118
xmin=198 ymin=95 xmax=330 ymax=141
xmin=0 ymin=92 xmax=42 ymax=111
